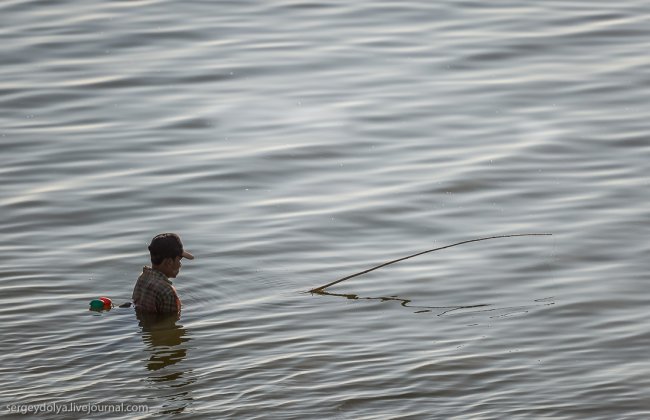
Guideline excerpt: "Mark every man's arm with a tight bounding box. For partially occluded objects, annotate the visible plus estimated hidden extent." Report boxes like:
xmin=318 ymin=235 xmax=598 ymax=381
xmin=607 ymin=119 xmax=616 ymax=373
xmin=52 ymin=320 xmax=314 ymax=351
xmin=156 ymin=287 xmax=179 ymax=314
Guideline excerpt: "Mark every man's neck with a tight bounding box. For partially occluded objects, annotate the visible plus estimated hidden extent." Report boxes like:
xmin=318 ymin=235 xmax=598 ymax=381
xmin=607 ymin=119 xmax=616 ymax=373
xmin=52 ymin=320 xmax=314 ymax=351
xmin=151 ymin=265 xmax=171 ymax=279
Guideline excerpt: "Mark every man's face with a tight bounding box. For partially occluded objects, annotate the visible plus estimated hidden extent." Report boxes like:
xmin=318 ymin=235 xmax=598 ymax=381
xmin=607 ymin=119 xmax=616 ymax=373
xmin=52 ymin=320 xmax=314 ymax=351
xmin=161 ymin=255 xmax=182 ymax=278
xmin=169 ymin=255 xmax=182 ymax=278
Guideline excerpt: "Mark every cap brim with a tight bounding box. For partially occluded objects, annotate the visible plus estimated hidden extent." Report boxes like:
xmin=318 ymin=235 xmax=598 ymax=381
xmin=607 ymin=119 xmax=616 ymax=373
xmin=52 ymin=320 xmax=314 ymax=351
xmin=182 ymin=250 xmax=194 ymax=260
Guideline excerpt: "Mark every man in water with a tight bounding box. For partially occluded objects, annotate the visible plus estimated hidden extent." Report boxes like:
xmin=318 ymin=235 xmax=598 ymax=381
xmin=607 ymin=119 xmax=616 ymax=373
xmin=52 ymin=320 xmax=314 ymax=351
xmin=132 ymin=233 xmax=194 ymax=314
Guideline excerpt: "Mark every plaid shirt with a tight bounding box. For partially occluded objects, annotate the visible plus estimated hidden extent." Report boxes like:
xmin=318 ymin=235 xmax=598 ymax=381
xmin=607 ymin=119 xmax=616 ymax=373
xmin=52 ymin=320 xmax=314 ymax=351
xmin=132 ymin=266 xmax=181 ymax=314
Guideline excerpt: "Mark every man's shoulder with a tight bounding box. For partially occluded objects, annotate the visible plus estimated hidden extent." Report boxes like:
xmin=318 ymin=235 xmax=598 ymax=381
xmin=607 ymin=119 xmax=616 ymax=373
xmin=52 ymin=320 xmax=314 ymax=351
xmin=136 ymin=267 xmax=167 ymax=284
xmin=133 ymin=267 xmax=177 ymax=312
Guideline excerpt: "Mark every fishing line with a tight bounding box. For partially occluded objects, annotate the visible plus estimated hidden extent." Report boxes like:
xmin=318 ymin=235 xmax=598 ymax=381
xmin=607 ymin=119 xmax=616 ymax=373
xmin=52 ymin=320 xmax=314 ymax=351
xmin=309 ymin=233 xmax=552 ymax=293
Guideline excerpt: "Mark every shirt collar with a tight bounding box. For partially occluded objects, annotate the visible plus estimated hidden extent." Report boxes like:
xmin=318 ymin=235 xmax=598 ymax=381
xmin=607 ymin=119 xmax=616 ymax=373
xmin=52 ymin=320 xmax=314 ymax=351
xmin=143 ymin=266 xmax=173 ymax=285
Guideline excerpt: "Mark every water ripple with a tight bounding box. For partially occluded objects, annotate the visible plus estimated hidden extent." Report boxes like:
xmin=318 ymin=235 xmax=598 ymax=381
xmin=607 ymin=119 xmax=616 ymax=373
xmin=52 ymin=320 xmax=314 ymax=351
xmin=2 ymin=0 xmax=650 ymax=417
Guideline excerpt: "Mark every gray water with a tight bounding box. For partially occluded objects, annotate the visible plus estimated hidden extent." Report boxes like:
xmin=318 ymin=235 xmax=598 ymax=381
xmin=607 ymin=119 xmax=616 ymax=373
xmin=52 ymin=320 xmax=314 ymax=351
xmin=1 ymin=0 xmax=649 ymax=418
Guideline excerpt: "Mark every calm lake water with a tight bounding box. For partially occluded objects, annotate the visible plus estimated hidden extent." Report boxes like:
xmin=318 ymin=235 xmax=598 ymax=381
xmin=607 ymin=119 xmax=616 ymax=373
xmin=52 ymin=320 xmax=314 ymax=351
xmin=1 ymin=0 xmax=649 ymax=418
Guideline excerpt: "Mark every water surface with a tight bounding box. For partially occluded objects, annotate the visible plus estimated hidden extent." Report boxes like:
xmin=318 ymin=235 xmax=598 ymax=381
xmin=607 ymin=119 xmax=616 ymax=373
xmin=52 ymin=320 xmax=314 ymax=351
xmin=1 ymin=0 xmax=649 ymax=418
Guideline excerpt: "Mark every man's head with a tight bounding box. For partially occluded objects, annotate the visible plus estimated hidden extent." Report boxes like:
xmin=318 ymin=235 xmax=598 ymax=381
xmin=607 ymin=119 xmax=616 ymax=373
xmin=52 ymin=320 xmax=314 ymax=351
xmin=148 ymin=233 xmax=194 ymax=278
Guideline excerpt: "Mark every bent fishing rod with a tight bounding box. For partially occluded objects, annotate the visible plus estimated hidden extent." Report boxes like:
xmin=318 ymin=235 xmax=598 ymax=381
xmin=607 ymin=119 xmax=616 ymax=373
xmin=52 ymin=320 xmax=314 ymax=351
xmin=309 ymin=233 xmax=552 ymax=293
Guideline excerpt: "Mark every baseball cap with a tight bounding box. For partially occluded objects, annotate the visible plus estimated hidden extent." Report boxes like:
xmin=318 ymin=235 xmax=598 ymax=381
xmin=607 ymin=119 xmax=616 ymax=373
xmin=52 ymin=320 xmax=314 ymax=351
xmin=148 ymin=233 xmax=194 ymax=261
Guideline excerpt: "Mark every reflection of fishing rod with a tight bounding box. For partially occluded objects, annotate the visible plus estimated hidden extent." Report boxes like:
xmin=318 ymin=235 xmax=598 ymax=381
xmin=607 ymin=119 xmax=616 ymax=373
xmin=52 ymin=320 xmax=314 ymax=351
xmin=309 ymin=233 xmax=552 ymax=293
xmin=314 ymin=288 xmax=491 ymax=313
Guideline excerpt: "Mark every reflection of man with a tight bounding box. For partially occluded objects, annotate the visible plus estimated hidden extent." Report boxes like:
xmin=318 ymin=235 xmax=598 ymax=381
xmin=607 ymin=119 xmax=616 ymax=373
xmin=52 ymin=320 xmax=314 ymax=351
xmin=132 ymin=233 xmax=194 ymax=314
xmin=137 ymin=311 xmax=188 ymax=372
